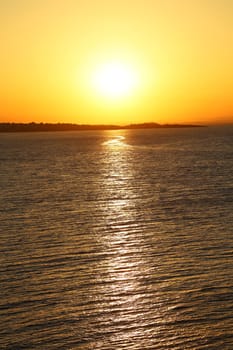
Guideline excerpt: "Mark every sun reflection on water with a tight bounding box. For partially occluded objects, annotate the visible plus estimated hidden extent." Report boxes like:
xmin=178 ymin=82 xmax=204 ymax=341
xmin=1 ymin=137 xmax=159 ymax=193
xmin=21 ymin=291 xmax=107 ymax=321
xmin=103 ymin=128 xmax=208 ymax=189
xmin=98 ymin=130 xmax=150 ymax=330
xmin=102 ymin=134 xmax=127 ymax=147
xmin=88 ymin=130 xmax=171 ymax=346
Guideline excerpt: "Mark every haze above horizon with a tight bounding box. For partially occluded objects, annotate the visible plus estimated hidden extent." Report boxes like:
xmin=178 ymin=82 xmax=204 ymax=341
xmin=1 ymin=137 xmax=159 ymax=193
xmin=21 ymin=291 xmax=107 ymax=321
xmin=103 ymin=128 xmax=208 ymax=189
xmin=1 ymin=0 xmax=233 ymax=125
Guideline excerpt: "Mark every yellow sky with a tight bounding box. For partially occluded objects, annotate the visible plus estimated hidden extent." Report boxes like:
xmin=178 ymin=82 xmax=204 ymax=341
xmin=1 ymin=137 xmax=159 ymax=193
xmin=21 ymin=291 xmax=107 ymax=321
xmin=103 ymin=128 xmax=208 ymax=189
xmin=1 ymin=0 xmax=233 ymax=125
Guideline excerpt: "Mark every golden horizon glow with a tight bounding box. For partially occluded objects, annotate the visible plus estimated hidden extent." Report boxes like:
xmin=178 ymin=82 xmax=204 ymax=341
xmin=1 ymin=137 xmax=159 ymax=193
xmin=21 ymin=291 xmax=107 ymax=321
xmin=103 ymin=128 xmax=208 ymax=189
xmin=0 ymin=1 xmax=233 ymax=125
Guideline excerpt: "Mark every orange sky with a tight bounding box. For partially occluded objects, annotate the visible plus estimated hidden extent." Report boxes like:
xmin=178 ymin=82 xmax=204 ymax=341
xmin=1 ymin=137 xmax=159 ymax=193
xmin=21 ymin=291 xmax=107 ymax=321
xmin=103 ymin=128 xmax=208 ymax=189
xmin=1 ymin=0 xmax=233 ymax=125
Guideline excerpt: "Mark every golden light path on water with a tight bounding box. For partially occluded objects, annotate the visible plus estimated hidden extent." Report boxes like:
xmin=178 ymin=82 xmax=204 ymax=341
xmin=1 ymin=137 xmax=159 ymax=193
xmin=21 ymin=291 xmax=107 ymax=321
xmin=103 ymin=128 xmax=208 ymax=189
xmin=95 ymin=131 xmax=167 ymax=347
xmin=102 ymin=132 xmax=140 ymax=294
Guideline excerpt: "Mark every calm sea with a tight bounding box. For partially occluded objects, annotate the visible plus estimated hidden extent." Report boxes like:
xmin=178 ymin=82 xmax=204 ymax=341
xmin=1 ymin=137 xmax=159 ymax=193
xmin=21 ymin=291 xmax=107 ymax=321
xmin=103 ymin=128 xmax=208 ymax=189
xmin=0 ymin=126 xmax=233 ymax=349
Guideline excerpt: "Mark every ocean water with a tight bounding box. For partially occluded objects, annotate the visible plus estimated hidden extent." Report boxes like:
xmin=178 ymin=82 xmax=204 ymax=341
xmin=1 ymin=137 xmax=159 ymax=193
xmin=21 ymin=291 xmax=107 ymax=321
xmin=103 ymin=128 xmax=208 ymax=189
xmin=0 ymin=126 xmax=233 ymax=349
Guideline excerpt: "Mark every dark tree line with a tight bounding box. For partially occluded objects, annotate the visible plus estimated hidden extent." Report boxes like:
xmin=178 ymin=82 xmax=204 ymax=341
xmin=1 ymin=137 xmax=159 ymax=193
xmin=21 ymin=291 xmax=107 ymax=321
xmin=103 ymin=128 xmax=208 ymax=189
xmin=0 ymin=122 xmax=203 ymax=132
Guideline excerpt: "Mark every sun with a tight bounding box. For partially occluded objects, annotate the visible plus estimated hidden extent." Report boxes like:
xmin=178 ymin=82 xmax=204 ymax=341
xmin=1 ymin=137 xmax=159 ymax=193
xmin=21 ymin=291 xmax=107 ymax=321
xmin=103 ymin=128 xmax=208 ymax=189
xmin=92 ymin=61 xmax=139 ymax=100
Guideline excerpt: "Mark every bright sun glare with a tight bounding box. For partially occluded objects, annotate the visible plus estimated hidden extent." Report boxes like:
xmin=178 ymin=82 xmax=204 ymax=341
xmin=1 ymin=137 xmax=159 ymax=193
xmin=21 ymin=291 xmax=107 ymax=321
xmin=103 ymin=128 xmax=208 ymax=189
xmin=92 ymin=61 xmax=139 ymax=100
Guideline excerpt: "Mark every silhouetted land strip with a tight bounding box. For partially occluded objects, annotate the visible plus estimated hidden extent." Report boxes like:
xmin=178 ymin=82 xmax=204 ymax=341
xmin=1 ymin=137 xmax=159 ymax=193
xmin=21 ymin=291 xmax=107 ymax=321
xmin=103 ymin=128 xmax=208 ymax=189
xmin=0 ymin=122 xmax=205 ymax=132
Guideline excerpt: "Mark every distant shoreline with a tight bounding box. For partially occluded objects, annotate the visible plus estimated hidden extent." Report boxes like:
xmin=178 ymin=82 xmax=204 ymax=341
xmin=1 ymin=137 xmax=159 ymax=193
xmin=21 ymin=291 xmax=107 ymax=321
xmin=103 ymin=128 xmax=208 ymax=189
xmin=0 ymin=122 xmax=205 ymax=133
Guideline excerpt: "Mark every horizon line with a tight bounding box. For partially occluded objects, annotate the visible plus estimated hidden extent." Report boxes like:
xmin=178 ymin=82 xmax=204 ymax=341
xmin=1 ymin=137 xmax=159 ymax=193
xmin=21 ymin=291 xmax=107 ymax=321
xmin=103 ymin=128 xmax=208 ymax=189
xmin=0 ymin=121 xmax=208 ymax=133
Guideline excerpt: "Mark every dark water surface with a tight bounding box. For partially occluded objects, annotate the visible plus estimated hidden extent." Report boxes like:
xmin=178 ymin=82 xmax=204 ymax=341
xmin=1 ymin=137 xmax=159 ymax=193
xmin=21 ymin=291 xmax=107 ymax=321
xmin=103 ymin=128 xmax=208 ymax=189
xmin=1 ymin=126 xmax=233 ymax=349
